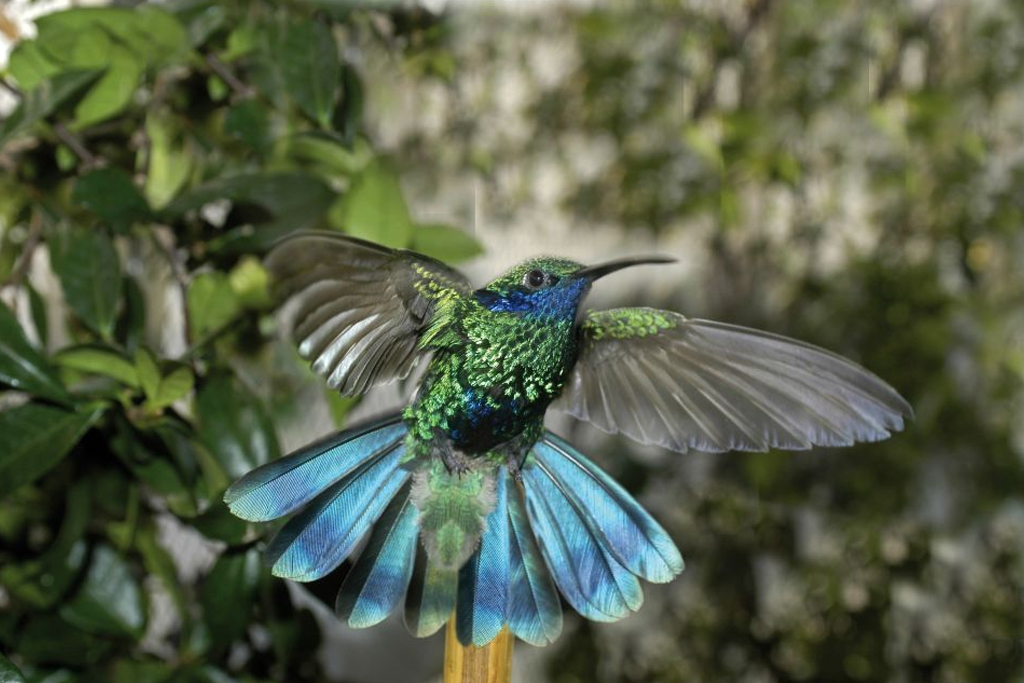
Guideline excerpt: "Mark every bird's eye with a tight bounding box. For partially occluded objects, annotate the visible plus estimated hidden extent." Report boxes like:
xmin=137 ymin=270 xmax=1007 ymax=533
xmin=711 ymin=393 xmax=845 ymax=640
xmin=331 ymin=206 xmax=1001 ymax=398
xmin=524 ymin=269 xmax=547 ymax=289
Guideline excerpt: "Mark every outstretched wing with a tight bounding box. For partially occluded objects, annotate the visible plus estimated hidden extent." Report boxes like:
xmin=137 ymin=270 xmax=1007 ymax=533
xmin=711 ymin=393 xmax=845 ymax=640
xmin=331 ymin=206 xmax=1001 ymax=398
xmin=265 ymin=231 xmax=471 ymax=396
xmin=556 ymin=308 xmax=912 ymax=453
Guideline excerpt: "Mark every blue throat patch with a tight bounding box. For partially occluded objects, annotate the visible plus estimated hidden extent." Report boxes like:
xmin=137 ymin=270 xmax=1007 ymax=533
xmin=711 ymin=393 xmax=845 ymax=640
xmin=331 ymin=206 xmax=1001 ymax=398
xmin=474 ymin=279 xmax=588 ymax=320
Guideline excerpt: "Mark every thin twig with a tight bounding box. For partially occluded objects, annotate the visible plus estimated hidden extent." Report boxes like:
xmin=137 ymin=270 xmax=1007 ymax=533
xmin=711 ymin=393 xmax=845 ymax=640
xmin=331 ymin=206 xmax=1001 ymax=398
xmin=0 ymin=77 xmax=22 ymax=100
xmin=204 ymin=53 xmax=252 ymax=99
xmin=54 ymin=122 xmax=99 ymax=168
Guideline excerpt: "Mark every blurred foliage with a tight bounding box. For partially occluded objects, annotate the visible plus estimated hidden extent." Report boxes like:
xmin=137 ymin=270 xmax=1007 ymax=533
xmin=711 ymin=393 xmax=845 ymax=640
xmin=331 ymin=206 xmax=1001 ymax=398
xmin=0 ymin=1 xmax=476 ymax=681
xmin=2 ymin=1 xmax=1024 ymax=682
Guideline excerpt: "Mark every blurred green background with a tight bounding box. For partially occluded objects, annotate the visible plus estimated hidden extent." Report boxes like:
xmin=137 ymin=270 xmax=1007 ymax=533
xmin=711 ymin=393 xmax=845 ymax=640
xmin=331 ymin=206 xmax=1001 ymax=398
xmin=1 ymin=1 xmax=1023 ymax=681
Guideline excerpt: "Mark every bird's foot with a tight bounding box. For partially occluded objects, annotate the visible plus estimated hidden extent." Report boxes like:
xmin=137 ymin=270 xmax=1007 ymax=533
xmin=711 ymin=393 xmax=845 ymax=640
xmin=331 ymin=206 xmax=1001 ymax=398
xmin=440 ymin=446 xmax=472 ymax=477
xmin=506 ymin=457 xmax=525 ymax=483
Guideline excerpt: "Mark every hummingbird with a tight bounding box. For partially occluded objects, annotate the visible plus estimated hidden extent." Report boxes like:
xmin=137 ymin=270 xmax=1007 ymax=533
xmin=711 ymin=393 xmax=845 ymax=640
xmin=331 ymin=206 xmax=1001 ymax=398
xmin=224 ymin=231 xmax=911 ymax=647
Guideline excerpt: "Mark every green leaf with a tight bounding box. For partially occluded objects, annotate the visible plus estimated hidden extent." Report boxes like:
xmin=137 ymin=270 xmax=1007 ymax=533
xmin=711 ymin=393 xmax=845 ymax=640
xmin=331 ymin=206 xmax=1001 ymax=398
xmin=0 ymin=403 xmax=103 ymax=498
xmin=0 ymin=302 xmax=70 ymax=403
xmin=119 ymin=276 xmax=148 ymax=354
xmin=190 ymin=504 xmax=248 ymax=544
xmin=330 ymin=160 xmax=413 ymax=248
xmin=279 ymin=18 xmax=340 ymax=127
xmin=0 ymin=481 xmax=91 ymax=608
xmin=223 ymin=100 xmax=270 ymax=153
xmin=410 ymin=224 xmax=484 ymax=263
xmin=134 ymin=348 xmax=161 ymax=405
xmin=153 ymin=367 xmax=194 ymax=409
xmin=130 ymin=7 xmax=190 ymax=61
xmin=228 ymin=257 xmax=272 ymax=309
xmin=0 ymin=70 xmax=102 ymax=148
xmin=200 ymin=549 xmax=260 ymax=653
xmin=55 ymin=345 xmax=139 ymax=388
xmin=8 ymin=8 xmax=184 ymax=129
xmin=282 ymin=132 xmax=371 ymax=179
xmin=7 ymin=41 xmax=60 ymax=91
xmin=109 ymin=658 xmax=174 ymax=683
xmin=196 ymin=375 xmax=279 ymax=479
xmin=133 ymin=349 xmax=194 ymax=409
xmin=72 ymin=167 xmax=152 ymax=232
xmin=50 ymin=229 xmax=122 ymax=339
xmin=34 ymin=7 xmax=187 ymax=68
xmin=0 ymin=652 xmax=27 ymax=683
xmin=187 ymin=272 xmax=240 ymax=341
xmin=17 ymin=614 xmax=115 ymax=667
xmin=60 ymin=544 xmax=146 ymax=639
xmin=72 ymin=44 xmax=143 ymax=129
xmin=144 ymin=113 xmax=192 ymax=210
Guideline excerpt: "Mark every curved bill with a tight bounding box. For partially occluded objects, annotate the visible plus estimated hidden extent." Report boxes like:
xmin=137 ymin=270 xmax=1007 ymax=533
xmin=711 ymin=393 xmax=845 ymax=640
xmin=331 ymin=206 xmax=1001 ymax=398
xmin=574 ymin=256 xmax=676 ymax=282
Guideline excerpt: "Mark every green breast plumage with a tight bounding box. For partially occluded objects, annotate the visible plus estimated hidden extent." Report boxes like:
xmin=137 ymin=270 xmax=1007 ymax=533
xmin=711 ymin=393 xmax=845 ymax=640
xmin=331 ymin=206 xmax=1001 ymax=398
xmin=405 ymin=302 xmax=579 ymax=455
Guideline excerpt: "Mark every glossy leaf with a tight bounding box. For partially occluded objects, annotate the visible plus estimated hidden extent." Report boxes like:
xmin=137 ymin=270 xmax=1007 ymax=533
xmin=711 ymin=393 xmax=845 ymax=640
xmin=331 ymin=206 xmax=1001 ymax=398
xmin=59 ymin=544 xmax=146 ymax=639
xmin=0 ymin=70 xmax=102 ymax=148
xmin=6 ymin=41 xmax=59 ymax=91
xmin=131 ymin=349 xmax=193 ymax=410
xmin=187 ymin=272 xmax=240 ymax=341
xmin=0 ymin=404 xmax=102 ymax=498
xmin=0 ymin=303 xmax=70 ymax=403
xmin=279 ymin=18 xmax=340 ymax=127
xmin=72 ymin=167 xmax=152 ymax=232
xmin=50 ymin=229 xmax=122 ymax=339
xmin=331 ymin=160 xmax=413 ymax=248
xmin=55 ymin=345 xmax=139 ymax=388
xmin=200 ymin=549 xmax=260 ymax=652
xmin=152 ymin=367 xmax=194 ymax=409
xmin=72 ymin=45 xmax=142 ymax=128
xmin=134 ymin=348 xmax=161 ymax=404
xmin=196 ymin=375 xmax=279 ymax=480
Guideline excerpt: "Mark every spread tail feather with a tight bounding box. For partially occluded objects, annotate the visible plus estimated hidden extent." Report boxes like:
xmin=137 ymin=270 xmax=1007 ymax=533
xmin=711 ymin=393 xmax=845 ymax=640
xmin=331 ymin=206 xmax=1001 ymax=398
xmin=518 ymin=431 xmax=683 ymax=623
xmin=335 ymin=481 xmax=419 ymax=629
xmin=252 ymin=418 xmax=411 ymax=581
xmin=227 ymin=421 xmax=682 ymax=647
xmin=224 ymin=415 xmax=407 ymax=521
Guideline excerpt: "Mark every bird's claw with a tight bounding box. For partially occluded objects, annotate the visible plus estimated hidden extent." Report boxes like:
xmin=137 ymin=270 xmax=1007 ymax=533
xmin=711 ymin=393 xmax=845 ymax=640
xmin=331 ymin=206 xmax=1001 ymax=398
xmin=440 ymin=447 xmax=471 ymax=478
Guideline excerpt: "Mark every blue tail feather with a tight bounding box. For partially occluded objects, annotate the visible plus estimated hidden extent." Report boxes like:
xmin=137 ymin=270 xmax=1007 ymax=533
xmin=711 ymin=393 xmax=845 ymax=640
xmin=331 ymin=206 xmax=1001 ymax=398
xmin=522 ymin=462 xmax=642 ymax=621
xmin=507 ymin=479 xmax=562 ymax=646
xmin=265 ymin=438 xmax=409 ymax=581
xmin=224 ymin=416 xmax=407 ymax=522
xmin=456 ymin=470 xmax=510 ymax=646
xmin=335 ymin=482 xmax=419 ymax=629
xmin=532 ymin=434 xmax=683 ymax=583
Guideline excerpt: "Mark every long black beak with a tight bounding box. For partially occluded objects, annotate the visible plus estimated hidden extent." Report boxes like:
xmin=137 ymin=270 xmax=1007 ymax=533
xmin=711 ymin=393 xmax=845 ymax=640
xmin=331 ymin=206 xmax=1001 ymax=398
xmin=574 ymin=255 xmax=676 ymax=282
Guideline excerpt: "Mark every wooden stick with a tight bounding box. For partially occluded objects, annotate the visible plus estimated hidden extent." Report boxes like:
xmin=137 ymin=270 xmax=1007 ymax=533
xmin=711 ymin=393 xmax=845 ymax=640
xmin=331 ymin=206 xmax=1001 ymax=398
xmin=443 ymin=621 xmax=514 ymax=683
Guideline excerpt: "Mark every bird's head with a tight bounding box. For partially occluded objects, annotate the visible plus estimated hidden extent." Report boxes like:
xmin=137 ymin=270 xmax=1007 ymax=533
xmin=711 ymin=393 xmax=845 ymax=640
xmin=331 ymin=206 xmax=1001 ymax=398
xmin=474 ymin=255 xmax=675 ymax=321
